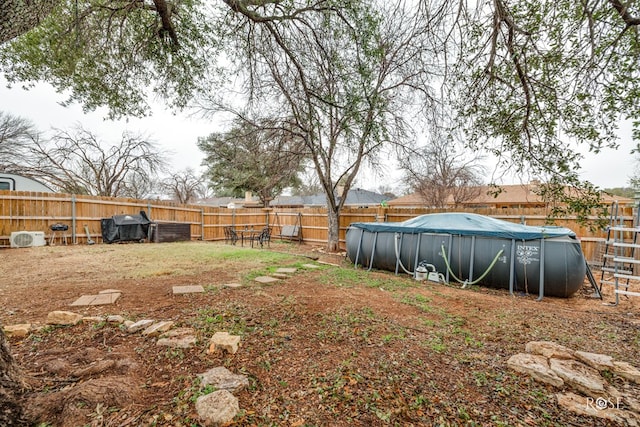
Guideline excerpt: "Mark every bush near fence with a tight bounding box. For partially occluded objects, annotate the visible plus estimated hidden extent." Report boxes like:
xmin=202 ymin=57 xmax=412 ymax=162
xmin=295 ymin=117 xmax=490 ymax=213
xmin=1 ymin=190 xmax=632 ymax=263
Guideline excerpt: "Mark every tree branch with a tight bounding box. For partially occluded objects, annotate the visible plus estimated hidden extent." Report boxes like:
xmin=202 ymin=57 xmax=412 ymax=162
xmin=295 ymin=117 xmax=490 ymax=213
xmin=608 ymin=0 xmax=640 ymax=26
xmin=152 ymin=0 xmax=180 ymax=49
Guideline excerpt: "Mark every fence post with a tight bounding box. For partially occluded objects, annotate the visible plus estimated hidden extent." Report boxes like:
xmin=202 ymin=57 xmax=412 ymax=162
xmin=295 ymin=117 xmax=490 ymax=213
xmin=71 ymin=194 xmax=77 ymax=244
xmin=376 ymin=205 xmax=387 ymax=222
xmin=201 ymin=208 xmax=205 ymax=241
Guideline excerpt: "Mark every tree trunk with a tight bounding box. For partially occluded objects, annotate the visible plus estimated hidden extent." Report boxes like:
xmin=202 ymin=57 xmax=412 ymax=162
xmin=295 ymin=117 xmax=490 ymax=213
xmin=327 ymin=206 xmax=340 ymax=252
xmin=0 ymin=0 xmax=61 ymax=44
xmin=0 ymin=327 xmax=28 ymax=426
xmin=0 ymin=1 xmax=55 ymax=415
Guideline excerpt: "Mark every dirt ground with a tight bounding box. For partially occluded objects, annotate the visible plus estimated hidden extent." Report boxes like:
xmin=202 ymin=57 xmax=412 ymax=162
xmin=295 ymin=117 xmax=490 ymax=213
xmin=1 ymin=241 xmax=639 ymax=427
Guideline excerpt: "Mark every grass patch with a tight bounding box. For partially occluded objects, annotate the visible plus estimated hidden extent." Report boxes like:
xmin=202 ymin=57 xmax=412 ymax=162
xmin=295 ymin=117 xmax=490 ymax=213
xmin=318 ymin=267 xmax=413 ymax=290
xmin=101 ymin=242 xmax=303 ymax=280
xmin=399 ymin=293 xmax=444 ymax=317
xmin=191 ymin=305 xmax=251 ymax=336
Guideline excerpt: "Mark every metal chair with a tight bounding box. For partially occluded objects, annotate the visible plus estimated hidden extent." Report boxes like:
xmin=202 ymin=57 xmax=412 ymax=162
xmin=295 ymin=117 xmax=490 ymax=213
xmin=224 ymin=226 xmax=239 ymax=245
xmin=249 ymin=226 xmax=271 ymax=248
xmin=261 ymin=226 xmax=272 ymax=247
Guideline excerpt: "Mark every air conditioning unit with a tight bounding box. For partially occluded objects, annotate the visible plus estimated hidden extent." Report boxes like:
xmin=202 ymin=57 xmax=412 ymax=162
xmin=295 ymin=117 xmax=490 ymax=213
xmin=10 ymin=231 xmax=46 ymax=248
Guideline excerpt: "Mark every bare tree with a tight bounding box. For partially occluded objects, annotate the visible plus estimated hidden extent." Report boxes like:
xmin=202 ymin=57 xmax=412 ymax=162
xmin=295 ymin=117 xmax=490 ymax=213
xmin=212 ymin=1 xmax=437 ymax=250
xmin=13 ymin=126 xmax=166 ymax=197
xmin=160 ymin=168 xmax=205 ymax=204
xmin=0 ymin=111 xmax=38 ymax=171
xmin=120 ymin=171 xmax=158 ymax=200
xmin=402 ymin=135 xmax=485 ymax=208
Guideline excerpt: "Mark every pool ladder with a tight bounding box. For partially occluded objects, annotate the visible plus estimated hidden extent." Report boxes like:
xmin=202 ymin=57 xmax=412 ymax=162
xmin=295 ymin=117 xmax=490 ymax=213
xmin=599 ymin=201 xmax=640 ymax=305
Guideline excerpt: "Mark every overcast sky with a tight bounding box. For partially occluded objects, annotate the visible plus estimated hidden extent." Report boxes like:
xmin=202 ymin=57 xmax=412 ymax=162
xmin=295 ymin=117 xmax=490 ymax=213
xmin=1 ymin=77 xmax=636 ymax=190
xmin=1 ymin=77 xmax=213 ymax=173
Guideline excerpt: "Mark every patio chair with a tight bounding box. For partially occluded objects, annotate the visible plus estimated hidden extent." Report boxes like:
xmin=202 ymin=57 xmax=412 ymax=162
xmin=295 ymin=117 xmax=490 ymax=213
xmin=261 ymin=226 xmax=272 ymax=247
xmin=224 ymin=226 xmax=239 ymax=245
xmin=249 ymin=226 xmax=271 ymax=248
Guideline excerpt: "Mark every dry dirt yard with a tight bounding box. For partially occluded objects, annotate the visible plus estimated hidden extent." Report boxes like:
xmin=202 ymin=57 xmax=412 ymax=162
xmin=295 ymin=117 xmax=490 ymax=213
xmin=1 ymin=241 xmax=639 ymax=427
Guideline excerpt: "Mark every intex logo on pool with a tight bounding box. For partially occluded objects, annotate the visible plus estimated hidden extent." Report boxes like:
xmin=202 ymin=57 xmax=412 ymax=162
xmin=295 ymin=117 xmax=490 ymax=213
xmin=516 ymin=245 xmax=539 ymax=265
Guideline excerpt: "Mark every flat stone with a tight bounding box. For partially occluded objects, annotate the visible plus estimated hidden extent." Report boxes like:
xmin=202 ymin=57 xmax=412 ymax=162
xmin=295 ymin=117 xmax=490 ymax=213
xmin=142 ymin=321 xmax=174 ymax=337
xmin=161 ymin=327 xmax=196 ymax=338
xmin=156 ymin=335 xmax=197 ymax=349
xmin=302 ymin=264 xmax=320 ymax=269
xmin=549 ymin=358 xmax=607 ymax=396
xmin=525 ymin=341 xmax=574 ymax=359
xmin=198 ymin=366 xmax=249 ymax=393
xmin=82 ymin=316 xmax=106 ymax=323
xmin=123 ymin=320 xmax=134 ymax=328
xmin=208 ymin=332 xmax=241 ymax=354
xmin=223 ymin=283 xmax=243 ymax=288
xmin=556 ymin=392 xmax=639 ymax=426
xmin=575 ymin=351 xmax=616 ymax=371
xmin=128 ymin=319 xmax=155 ymax=333
xmin=106 ymin=315 xmax=126 ymax=323
xmin=69 ymin=295 xmax=97 ymax=306
xmin=626 ymin=395 xmax=640 ymax=415
xmin=173 ymin=285 xmax=205 ymax=294
xmin=196 ymin=390 xmax=239 ymax=426
xmin=99 ymin=289 xmax=122 ymax=294
xmin=275 ymin=267 xmax=297 ymax=274
xmin=254 ymin=276 xmax=279 ymax=284
xmin=616 ymin=388 xmax=640 ymax=414
xmin=70 ymin=293 xmax=121 ymax=306
xmin=507 ymin=353 xmax=564 ymax=387
xmin=3 ymin=324 xmax=31 ymax=338
xmin=613 ymin=361 xmax=640 ymax=384
xmin=47 ymin=311 xmax=83 ymax=325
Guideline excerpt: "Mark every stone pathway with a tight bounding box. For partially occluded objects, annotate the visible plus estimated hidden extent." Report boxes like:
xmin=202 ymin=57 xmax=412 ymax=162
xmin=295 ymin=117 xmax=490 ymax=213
xmin=7 ymin=309 xmax=246 ymax=425
xmin=3 ymin=261 xmax=323 ymax=425
xmin=254 ymin=276 xmax=280 ymax=284
xmin=508 ymin=341 xmax=640 ymax=425
xmin=253 ymin=264 xmax=315 ymax=284
xmin=223 ymin=283 xmax=243 ymax=289
xmin=172 ymin=285 xmax=205 ymax=294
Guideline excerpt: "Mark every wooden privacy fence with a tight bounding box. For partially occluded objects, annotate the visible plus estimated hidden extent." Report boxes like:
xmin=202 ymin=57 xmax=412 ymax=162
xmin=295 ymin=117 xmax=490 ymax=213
xmin=0 ymin=190 xmax=633 ymax=263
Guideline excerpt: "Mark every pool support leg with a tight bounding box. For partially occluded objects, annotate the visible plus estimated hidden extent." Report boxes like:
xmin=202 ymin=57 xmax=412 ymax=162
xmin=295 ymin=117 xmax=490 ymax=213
xmin=509 ymin=239 xmax=516 ymax=296
xmin=353 ymin=229 xmax=364 ymax=269
xmin=537 ymin=239 xmax=545 ymax=301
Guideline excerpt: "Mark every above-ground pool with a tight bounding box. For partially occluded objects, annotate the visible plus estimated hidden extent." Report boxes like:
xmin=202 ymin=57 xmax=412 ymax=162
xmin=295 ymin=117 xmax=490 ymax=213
xmin=345 ymin=213 xmax=587 ymax=298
